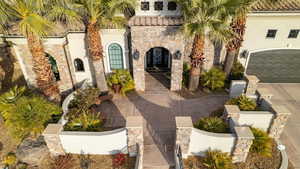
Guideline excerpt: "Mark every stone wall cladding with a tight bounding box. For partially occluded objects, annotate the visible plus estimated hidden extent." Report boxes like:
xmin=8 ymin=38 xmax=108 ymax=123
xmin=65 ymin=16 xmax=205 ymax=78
xmin=175 ymin=117 xmax=193 ymax=158
xmin=131 ymin=26 xmax=185 ymax=91
xmin=14 ymin=43 xmax=74 ymax=94
xmin=245 ymin=75 xmax=260 ymax=96
xmin=268 ymin=105 xmax=291 ymax=139
xmin=232 ymin=126 xmax=254 ymax=163
xmin=43 ymin=124 xmax=65 ymax=156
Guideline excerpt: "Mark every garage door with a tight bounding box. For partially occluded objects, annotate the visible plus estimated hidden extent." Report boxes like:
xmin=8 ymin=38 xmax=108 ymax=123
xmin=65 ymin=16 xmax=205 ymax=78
xmin=246 ymin=49 xmax=300 ymax=83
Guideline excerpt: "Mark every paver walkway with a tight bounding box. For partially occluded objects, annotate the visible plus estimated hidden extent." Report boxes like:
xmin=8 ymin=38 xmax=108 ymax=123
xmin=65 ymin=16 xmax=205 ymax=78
xmin=98 ymin=73 xmax=228 ymax=168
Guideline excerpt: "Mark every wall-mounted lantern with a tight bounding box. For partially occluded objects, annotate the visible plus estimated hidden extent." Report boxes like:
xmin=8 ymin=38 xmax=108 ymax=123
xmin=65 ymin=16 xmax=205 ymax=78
xmin=133 ymin=49 xmax=140 ymax=60
xmin=173 ymin=50 xmax=182 ymax=60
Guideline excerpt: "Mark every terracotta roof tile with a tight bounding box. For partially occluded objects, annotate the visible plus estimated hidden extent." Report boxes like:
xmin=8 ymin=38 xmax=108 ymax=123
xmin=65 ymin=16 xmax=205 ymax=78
xmin=251 ymin=0 xmax=300 ymax=12
xmin=129 ymin=16 xmax=183 ymax=26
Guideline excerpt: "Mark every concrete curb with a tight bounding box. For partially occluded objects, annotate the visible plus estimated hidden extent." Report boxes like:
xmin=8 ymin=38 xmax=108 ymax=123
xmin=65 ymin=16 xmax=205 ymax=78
xmin=277 ymin=140 xmax=289 ymax=169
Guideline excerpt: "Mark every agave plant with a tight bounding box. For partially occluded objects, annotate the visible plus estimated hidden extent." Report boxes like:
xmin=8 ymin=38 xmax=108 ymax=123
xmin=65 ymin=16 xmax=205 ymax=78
xmin=226 ymin=95 xmax=257 ymax=111
xmin=201 ymin=68 xmax=226 ymax=91
xmin=67 ymin=111 xmax=104 ymax=131
xmin=250 ymin=127 xmax=272 ymax=157
xmin=0 ymin=86 xmax=26 ymax=104
xmin=195 ymin=117 xmax=229 ymax=133
xmin=203 ymin=149 xmax=233 ymax=169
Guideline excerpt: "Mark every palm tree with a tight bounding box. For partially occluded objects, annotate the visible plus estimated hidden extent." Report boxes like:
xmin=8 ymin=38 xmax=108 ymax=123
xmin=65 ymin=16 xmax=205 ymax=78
xmin=223 ymin=0 xmax=283 ymax=76
xmin=0 ymin=0 xmax=60 ymax=101
xmin=176 ymin=0 xmax=236 ymax=91
xmin=50 ymin=0 xmax=136 ymax=92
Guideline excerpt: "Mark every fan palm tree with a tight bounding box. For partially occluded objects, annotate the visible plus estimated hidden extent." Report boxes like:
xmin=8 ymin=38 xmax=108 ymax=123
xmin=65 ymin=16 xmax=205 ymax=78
xmin=176 ymin=0 xmax=238 ymax=91
xmin=50 ymin=0 xmax=137 ymax=92
xmin=0 ymin=0 xmax=60 ymax=101
xmin=223 ymin=0 xmax=283 ymax=76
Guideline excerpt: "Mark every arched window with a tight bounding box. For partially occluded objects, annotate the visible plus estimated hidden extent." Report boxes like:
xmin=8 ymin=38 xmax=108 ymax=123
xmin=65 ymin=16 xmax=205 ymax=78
xmin=46 ymin=53 xmax=60 ymax=81
xmin=74 ymin=58 xmax=85 ymax=72
xmin=108 ymin=43 xmax=124 ymax=70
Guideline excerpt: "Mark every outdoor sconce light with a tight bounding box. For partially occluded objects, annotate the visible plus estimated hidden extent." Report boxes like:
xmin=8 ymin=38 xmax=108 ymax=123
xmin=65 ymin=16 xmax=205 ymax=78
xmin=133 ymin=49 xmax=140 ymax=60
xmin=174 ymin=50 xmax=182 ymax=60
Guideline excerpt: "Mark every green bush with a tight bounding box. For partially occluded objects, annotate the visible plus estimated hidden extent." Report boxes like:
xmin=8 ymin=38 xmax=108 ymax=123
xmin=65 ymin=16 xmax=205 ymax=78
xmin=0 ymin=92 xmax=61 ymax=140
xmin=201 ymin=67 xmax=226 ymax=91
xmin=2 ymin=153 xmax=17 ymax=167
xmin=203 ymin=149 xmax=233 ymax=169
xmin=250 ymin=128 xmax=272 ymax=157
xmin=229 ymin=61 xmax=245 ymax=81
xmin=195 ymin=117 xmax=229 ymax=133
xmin=107 ymin=70 xmax=135 ymax=95
xmin=226 ymin=95 xmax=257 ymax=111
xmin=182 ymin=62 xmax=191 ymax=87
xmin=65 ymin=112 xmax=104 ymax=132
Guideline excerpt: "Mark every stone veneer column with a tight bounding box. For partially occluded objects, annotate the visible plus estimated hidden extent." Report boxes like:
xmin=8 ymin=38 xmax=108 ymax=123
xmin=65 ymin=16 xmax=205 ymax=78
xmin=171 ymin=58 xmax=183 ymax=91
xmin=43 ymin=124 xmax=65 ymax=156
xmin=245 ymin=75 xmax=260 ymax=96
xmin=232 ymin=127 xmax=254 ymax=163
xmin=269 ymin=105 xmax=291 ymax=139
xmin=126 ymin=116 xmax=143 ymax=157
xmin=175 ymin=116 xmax=193 ymax=158
xmin=224 ymin=105 xmax=240 ymax=119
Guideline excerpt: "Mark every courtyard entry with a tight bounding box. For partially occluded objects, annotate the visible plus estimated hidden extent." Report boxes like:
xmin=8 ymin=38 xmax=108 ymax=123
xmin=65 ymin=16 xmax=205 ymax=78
xmin=145 ymin=47 xmax=171 ymax=91
xmin=246 ymin=49 xmax=300 ymax=83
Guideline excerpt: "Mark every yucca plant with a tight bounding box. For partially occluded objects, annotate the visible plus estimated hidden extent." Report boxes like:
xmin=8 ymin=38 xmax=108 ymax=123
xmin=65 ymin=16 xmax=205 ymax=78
xmin=0 ymin=86 xmax=27 ymax=116
xmin=66 ymin=111 xmax=104 ymax=132
xmin=201 ymin=67 xmax=226 ymax=91
xmin=195 ymin=117 xmax=229 ymax=133
xmin=250 ymin=127 xmax=272 ymax=157
xmin=228 ymin=61 xmax=245 ymax=81
xmin=107 ymin=70 xmax=135 ymax=95
xmin=226 ymin=95 xmax=257 ymax=111
xmin=203 ymin=149 xmax=233 ymax=169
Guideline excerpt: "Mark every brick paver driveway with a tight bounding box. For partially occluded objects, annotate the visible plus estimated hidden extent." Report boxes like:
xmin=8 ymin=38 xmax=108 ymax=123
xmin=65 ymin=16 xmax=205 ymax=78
xmin=259 ymin=83 xmax=300 ymax=169
xmin=98 ymin=88 xmax=228 ymax=168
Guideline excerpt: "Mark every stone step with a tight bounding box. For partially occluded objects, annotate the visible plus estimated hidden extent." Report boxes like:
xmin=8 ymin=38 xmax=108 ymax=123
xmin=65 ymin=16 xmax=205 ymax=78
xmin=143 ymin=144 xmax=174 ymax=168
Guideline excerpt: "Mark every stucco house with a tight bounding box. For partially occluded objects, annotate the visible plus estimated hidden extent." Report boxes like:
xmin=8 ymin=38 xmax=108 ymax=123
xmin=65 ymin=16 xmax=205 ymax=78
xmin=1 ymin=0 xmax=300 ymax=94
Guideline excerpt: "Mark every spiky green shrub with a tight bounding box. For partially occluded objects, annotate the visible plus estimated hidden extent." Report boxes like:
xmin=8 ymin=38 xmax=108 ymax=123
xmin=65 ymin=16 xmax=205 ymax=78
xmin=203 ymin=150 xmax=233 ymax=169
xmin=65 ymin=112 xmax=104 ymax=132
xmin=229 ymin=61 xmax=245 ymax=81
xmin=201 ymin=68 xmax=226 ymax=91
xmin=0 ymin=86 xmax=27 ymax=115
xmin=226 ymin=95 xmax=257 ymax=111
xmin=250 ymin=128 xmax=272 ymax=157
xmin=195 ymin=117 xmax=229 ymax=133
xmin=1 ymin=96 xmax=61 ymax=140
xmin=107 ymin=70 xmax=135 ymax=95
xmin=2 ymin=153 xmax=17 ymax=167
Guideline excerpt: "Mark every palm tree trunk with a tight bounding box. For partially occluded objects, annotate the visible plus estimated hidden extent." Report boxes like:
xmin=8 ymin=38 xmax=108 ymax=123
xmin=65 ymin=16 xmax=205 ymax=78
xmin=189 ymin=34 xmax=205 ymax=91
xmin=87 ymin=22 xmax=108 ymax=92
xmin=224 ymin=16 xmax=246 ymax=76
xmin=26 ymin=32 xmax=60 ymax=101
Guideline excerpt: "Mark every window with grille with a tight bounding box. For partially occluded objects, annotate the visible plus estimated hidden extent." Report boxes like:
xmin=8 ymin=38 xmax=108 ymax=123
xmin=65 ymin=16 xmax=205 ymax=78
xmin=154 ymin=1 xmax=164 ymax=11
xmin=108 ymin=43 xmax=124 ymax=70
xmin=74 ymin=58 xmax=85 ymax=72
xmin=168 ymin=1 xmax=177 ymax=11
xmin=288 ymin=29 xmax=300 ymax=38
xmin=141 ymin=2 xmax=150 ymax=11
xmin=46 ymin=53 xmax=60 ymax=81
xmin=266 ymin=29 xmax=277 ymax=38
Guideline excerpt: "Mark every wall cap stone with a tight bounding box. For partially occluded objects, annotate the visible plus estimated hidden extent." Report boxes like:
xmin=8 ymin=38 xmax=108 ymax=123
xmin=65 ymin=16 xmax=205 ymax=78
xmin=176 ymin=116 xmax=193 ymax=128
xmin=126 ymin=116 xmax=143 ymax=128
xmin=234 ymin=127 xmax=254 ymax=139
xmin=271 ymin=105 xmax=292 ymax=115
xmin=43 ymin=124 xmax=63 ymax=136
xmin=257 ymin=88 xmax=273 ymax=98
xmin=246 ymin=75 xmax=260 ymax=83
xmin=225 ymin=105 xmax=240 ymax=114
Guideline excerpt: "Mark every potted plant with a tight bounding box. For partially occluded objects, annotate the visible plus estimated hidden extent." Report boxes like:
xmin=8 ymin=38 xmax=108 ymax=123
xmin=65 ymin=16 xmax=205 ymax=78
xmin=107 ymin=70 xmax=135 ymax=95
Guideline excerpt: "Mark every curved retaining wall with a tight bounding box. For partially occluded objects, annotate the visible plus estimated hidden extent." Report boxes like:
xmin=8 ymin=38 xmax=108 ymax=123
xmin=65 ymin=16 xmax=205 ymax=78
xmin=188 ymin=128 xmax=235 ymax=156
xmin=59 ymin=128 xmax=128 ymax=155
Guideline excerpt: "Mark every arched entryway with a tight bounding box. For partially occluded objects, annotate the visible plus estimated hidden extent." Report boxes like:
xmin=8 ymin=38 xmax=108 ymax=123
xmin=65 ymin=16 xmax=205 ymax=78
xmin=145 ymin=47 xmax=172 ymax=90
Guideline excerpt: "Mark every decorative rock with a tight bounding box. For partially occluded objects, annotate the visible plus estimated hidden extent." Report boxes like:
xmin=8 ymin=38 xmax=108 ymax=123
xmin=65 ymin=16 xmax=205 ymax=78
xmin=16 ymin=137 xmax=49 ymax=166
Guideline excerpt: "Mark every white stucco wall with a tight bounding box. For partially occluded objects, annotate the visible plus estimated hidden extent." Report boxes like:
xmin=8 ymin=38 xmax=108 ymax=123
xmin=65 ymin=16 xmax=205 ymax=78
xmin=66 ymin=29 xmax=129 ymax=85
xmin=238 ymin=111 xmax=274 ymax=131
xmin=239 ymin=14 xmax=300 ymax=65
xmin=59 ymin=129 xmax=128 ymax=155
xmin=188 ymin=128 xmax=236 ymax=156
xmin=136 ymin=0 xmax=181 ymax=16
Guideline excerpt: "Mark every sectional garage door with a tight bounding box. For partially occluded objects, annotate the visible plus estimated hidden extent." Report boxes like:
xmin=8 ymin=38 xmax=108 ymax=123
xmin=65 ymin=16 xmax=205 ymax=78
xmin=246 ymin=49 xmax=300 ymax=83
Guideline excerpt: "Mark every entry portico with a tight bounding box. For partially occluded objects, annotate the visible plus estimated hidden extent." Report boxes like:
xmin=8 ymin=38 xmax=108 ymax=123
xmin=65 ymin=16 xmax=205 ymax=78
xmin=129 ymin=16 xmax=185 ymax=91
